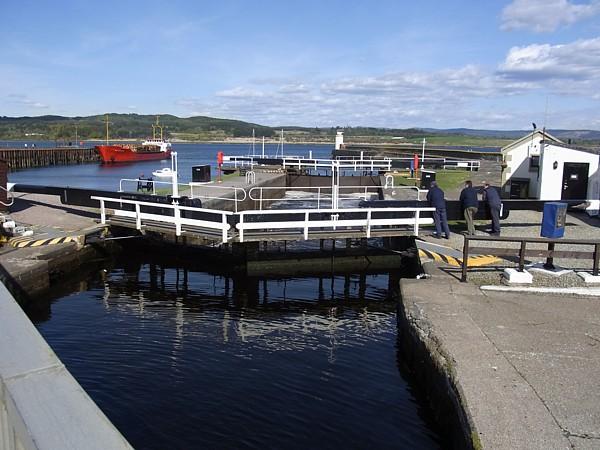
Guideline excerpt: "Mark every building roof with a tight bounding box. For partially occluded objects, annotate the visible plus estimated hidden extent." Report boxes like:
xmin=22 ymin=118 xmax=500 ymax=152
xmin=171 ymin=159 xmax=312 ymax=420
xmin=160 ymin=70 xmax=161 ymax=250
xmin=543 ymin=141 xmax=600 ymax=156
xmin=501 ymin=129 xmax=563 ymax=154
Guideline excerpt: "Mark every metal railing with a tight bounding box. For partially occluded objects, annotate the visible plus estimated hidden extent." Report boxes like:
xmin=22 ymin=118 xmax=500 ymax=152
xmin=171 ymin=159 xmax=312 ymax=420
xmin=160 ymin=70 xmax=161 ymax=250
xmin=118 ymin=177 xmax=184 ymax=196
xmin=236 ymin=206 xmax=435 ymax=242
xmin=461 ymin=235 xmax=600 ymax=282
xmin=188 ymin=185 xmax=247 ymax=212
xmin=0 ymin=184 xmax=14 ymax=207
xmin=118 ymin=178 xmax=247 ymax=212
xmin=443 ymin=160 xmax=480 ymax=171
xmin=248 ymin=185 xmax=381 ymax=210
xmin=92 ymin=196 xmax=234 ymax=243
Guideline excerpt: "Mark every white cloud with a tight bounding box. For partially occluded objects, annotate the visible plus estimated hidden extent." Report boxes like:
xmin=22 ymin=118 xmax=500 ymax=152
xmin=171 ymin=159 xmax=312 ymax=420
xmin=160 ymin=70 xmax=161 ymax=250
xmin=501 ymin=0 xmax=600 ymax=33
xmin=499 ymin=37 xmax=600 ymax=81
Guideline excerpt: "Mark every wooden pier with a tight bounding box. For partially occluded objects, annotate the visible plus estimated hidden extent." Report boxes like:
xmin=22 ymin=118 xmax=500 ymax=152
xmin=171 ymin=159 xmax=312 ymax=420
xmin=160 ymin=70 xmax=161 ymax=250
xmin=0 ymin=147 xmax=99 ymax=170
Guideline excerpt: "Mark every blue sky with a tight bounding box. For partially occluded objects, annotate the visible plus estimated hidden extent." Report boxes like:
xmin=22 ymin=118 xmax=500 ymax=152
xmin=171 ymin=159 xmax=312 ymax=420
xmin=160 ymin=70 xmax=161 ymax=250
xmin=2 ymin=0 xmax=600 ymax=129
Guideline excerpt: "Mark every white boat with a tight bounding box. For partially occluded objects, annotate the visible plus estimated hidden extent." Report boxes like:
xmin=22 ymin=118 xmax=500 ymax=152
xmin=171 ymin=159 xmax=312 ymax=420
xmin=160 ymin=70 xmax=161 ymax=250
xmin=152 ymin=167 xmax=174 ymax=179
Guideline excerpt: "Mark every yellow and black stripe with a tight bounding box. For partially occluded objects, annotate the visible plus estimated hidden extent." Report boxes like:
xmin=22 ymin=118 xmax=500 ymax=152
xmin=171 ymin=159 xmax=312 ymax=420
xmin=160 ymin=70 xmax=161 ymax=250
xmin=9 ymin=235 xmax=78 ymax=248
xmin=418 ymin=249 xmax=500 ymax=267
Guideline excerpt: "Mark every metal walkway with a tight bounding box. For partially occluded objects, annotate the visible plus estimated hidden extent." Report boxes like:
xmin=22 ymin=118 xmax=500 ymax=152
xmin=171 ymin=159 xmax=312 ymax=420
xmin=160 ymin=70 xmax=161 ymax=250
xmin=92 ymin=196 xmax=436 ymax=244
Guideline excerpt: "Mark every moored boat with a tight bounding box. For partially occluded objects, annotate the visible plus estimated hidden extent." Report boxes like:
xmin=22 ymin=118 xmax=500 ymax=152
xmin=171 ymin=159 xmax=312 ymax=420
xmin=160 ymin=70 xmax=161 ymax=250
xmin=152 ymin=167 xmax=174 ymax=179
xmin=96 ymin=116 xmax=172 ymax=163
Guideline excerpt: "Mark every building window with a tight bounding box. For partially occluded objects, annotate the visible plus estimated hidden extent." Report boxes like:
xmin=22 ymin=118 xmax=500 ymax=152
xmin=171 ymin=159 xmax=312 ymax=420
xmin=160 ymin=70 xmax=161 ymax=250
xmin=529 ymin=156 xmax=540 ymax=171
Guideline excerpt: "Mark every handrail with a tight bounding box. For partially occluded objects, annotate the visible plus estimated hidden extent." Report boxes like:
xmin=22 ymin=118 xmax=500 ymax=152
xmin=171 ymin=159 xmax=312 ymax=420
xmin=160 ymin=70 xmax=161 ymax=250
xmin=236 ymin=206 xmax=435 ymax=242
xmin=248 ymin=185 xmax=382 ymax=210
xmin=91 ymin=196 xmax=233 ymax=243
xmin=188 ymin=185 xmax=247 ymax=212
xmin=461 ymin=235 xmax=600 ymax=282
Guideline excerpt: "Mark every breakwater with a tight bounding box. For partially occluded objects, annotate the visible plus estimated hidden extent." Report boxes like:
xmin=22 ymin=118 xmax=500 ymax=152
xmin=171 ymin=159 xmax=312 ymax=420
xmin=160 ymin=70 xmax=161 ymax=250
xmin=0 ymin=147 xmax=99 ymax=170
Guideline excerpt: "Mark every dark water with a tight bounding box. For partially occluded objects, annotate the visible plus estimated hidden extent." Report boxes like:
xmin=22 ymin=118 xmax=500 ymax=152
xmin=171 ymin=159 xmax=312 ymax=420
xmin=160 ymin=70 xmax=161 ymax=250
xmin=7 ymin=142 xmax=333 ymax=191
xmin=30 ymin=254 xmax=444 ymax=449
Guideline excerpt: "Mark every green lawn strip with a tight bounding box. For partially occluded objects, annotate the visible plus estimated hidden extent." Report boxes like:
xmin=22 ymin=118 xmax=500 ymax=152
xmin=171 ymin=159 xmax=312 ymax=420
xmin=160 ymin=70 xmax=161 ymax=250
xmin=393 ymin=169 xmax=471 ymax=191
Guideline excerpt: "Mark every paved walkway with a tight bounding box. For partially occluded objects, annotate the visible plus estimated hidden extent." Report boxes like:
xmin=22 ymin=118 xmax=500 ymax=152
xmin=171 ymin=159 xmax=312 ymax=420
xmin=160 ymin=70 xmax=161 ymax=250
xmin=401 ymin=262 xmax=600 ymax=449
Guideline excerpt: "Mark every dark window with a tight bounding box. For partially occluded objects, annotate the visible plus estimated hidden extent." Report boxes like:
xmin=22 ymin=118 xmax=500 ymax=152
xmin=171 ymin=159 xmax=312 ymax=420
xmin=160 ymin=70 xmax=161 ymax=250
xmin=529 ymin=156 xmax=540 ymax=170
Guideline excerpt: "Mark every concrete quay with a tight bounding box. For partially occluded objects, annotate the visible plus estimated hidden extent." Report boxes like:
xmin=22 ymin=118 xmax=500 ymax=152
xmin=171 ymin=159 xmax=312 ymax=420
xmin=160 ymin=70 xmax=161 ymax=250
xmin=0 ymin=192 xmax=107 ymax=303
xmin=400 ymin=260 xmax=600 ymax=449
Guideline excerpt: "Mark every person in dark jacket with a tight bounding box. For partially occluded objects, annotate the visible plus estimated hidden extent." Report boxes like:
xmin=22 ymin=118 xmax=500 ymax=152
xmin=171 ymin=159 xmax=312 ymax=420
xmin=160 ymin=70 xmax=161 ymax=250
xmin=426 ymin=181 xmax=450 ymax=239
xmin=459 ymin=180 xmax=478 ymax=235
xmin=482 ymin=182 xmax=501 ymax=235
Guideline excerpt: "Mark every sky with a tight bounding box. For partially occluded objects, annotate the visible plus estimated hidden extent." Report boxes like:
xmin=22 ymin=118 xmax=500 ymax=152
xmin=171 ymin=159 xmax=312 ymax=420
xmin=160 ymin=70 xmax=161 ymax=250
xmin=1 ymin=0 xmax=600 ymax=130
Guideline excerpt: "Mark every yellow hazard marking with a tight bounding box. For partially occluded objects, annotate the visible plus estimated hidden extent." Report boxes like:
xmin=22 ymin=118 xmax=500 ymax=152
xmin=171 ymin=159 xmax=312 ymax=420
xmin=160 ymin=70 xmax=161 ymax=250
xmin=9 ymin=235 xmax=78 ymax=248
xmin=418 ymin=249 xmax=500 ymax=267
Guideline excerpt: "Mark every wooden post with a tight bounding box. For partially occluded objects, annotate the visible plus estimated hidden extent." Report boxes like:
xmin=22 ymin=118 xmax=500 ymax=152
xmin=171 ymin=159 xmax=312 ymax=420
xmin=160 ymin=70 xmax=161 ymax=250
xmin=461 ymin=236 xmax=469 ymax=282
xmin=544 ymin=242 xmax=555 ymax=270
xmin=594 ymin=243 xmax=600 ymax=277
xmin=518 ymin=241 xmax=526 ymax=271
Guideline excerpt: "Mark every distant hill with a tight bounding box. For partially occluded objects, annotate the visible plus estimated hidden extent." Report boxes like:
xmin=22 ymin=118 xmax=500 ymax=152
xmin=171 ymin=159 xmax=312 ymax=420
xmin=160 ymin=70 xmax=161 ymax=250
xmin=0 ymin=114 xmax=275 ymax=141
xmin=423 ymin=127 xmax=600 ymax=141
xmin=0 ymin=114 xmax=598 ymax=144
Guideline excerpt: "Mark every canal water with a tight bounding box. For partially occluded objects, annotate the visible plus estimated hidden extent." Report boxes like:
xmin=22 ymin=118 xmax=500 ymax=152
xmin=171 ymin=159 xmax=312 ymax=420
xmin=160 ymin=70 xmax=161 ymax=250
xmin=29 ymin=253 xmax=445 ymax=449
xmin=9 ymin=141 xmax=446 ymax=448
xmin=6 ymin=142 xmax=333 ymax=191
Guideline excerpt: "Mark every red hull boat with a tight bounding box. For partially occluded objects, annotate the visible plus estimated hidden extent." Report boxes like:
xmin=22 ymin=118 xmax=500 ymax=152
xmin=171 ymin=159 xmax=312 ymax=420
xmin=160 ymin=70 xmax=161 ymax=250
xmin=97 ymin=143 xmax=172 ymax=163
xmin=96 ymin=115 xmax=172 ymax=163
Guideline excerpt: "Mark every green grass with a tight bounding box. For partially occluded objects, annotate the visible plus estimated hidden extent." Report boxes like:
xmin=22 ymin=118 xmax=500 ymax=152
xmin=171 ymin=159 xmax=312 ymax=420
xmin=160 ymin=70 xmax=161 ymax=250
xmin=393 ymin=169 xmax=472 ymax=191
xmin=404 ymin=135 xmax=512 ymax=147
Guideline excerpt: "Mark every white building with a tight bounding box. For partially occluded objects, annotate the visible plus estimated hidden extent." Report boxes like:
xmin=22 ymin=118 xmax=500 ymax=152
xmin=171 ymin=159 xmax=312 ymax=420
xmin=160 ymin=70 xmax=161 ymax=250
xmin=334 ymin=131 xmax=344 ymax=150
xmin=501 ymin=130 xmax=600 ymax=214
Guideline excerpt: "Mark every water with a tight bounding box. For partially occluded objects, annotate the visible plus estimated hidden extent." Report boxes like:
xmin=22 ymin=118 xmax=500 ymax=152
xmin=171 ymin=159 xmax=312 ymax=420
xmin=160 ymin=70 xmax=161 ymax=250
xmin=6 ymin=142 xmax=333 ymax=191
xmin=29 ymin=254 xmax=445 ymax=449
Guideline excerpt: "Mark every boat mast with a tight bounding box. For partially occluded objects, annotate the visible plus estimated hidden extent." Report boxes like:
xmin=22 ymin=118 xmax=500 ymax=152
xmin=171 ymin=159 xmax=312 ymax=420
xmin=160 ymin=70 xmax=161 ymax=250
xmin=262 ymin=136 xmax=265 ymax=157
xmin=280 ymin=129 xmax=284 ymax=157
xmin=104 ymin=114 xmax=111 ymax=145
xmin=252 ymin=128 xmax=256 ymax=156
xmin=152 ymin=115 xmax=163 ymax=140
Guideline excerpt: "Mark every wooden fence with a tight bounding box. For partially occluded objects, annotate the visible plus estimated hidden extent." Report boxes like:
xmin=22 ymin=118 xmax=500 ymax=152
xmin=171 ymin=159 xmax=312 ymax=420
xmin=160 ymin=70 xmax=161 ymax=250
xmin=0 ymin=147 xmax=99 ymax=170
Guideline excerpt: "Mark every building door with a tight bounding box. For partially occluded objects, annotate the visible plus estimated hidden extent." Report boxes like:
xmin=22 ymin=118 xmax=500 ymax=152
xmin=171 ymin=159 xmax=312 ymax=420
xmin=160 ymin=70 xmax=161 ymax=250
xmin=561 ymin=162 xmax=589 ymax=200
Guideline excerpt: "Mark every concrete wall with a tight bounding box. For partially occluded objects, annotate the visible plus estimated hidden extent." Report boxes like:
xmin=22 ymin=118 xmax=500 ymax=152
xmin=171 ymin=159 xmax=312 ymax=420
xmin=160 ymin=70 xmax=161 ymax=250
xmin=501 ymin=137 xmax=542 ymax=198
xmin=539 ymin=145 xmax=600 ymax=201
xmin=0 ymin=282 xmax=132 ymax=450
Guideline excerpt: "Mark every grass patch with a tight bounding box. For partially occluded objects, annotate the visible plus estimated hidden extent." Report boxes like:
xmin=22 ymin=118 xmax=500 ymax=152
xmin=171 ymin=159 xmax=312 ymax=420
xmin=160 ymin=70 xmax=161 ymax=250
xmin=393 ymin=169 xmax=472 ymax=191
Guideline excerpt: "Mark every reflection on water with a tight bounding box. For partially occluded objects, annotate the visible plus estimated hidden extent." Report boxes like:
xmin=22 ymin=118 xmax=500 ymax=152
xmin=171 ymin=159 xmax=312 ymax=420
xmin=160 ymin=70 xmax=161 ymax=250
xmin=32 ymin=256 xmax=443 ymax=449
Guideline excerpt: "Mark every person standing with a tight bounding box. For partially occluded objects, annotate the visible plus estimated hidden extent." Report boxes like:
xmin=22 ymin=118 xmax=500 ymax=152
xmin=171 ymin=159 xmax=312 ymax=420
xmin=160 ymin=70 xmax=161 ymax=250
xmin=426 ymin=181 xmax=451 ymax=239
xmin=482 ymin=182 xmax=501 ymax=235
xmin=459 ymin=180 xmax=479 ymax=235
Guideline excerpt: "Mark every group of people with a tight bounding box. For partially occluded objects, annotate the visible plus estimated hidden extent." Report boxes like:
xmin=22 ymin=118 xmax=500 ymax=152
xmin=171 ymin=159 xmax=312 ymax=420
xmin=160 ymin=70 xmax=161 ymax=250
xmin=426 ymin=180 xmax=501 ymax=239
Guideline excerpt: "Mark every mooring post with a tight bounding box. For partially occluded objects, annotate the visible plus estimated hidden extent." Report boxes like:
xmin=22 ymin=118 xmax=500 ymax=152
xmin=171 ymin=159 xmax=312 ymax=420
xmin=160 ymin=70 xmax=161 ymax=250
xmin=544 ymin=242 xmax=556 ymax=270
xmin=461 ymin=237 xmax=469 ymax=282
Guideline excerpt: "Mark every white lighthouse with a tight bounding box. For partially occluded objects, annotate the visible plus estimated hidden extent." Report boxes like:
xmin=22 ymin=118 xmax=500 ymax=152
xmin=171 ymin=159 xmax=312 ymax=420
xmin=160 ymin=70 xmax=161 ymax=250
xmin=334 ymin=131 xmax=344 ymax=150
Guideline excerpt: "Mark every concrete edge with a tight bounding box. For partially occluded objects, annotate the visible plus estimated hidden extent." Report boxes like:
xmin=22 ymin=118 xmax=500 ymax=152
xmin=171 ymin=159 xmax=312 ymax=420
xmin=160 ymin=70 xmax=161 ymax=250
xmin=0 ymin=281 xmax=132 ymax=449
xmin=480 ymin=285 xmax=600 ymax=296
xmin=398 ymin=261 xmax=479 ymax=450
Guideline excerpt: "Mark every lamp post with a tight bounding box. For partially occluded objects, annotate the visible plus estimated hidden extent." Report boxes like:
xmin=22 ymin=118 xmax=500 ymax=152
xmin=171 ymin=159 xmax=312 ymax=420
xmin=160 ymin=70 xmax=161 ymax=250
xmin=421 ymin=138 xmax=426 ymax=170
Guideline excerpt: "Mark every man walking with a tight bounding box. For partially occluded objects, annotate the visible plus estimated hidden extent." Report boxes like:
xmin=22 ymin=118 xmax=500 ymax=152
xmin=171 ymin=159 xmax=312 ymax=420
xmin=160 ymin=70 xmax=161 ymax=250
xmin=482 ymin=182 xmax=501 ymax=235
xmin=426 ymin=181 xmax=451 ymax=239
xmin=459 ymin=180 xmax=478 ymax=235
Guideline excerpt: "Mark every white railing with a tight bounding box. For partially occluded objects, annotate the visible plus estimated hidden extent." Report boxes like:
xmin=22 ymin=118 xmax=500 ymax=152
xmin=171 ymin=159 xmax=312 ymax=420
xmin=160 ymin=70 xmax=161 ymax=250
xmin=235 ymin=207 xmax=435 ymax=242
xmin=0 ymin=282 xmax=132 ymax=450
xmin=188 ymin=185 xmax=247 ymax=213
xmin=118 ymin=178 xmax=184 ymax=196
xmin=0 ymin=184 xmax=14 ymax=207
xmin=443 ymin=160 xmax=480 ymax=171
xmin=282 ymin=158 xmax=392 ymax=172
xmin=118 ymin=178 xmax=247 ymax=212
xmin=92 ymin=196 xmax=233 ymax=243
xmin=248 ymin=185 xmax=382 ymax=210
